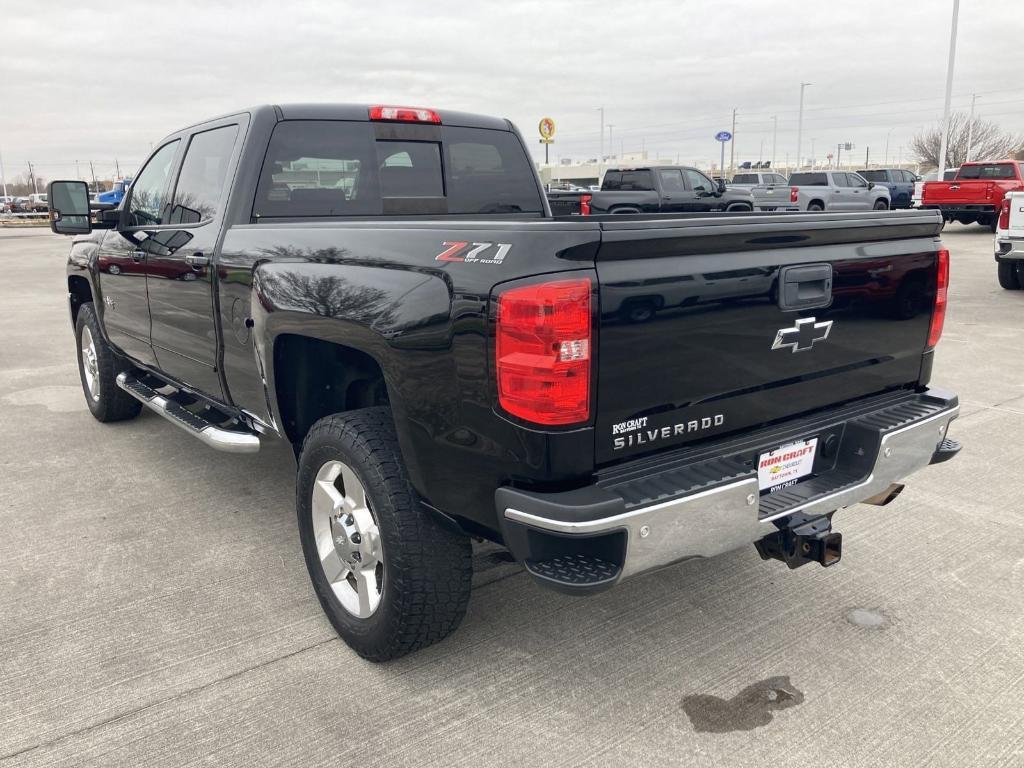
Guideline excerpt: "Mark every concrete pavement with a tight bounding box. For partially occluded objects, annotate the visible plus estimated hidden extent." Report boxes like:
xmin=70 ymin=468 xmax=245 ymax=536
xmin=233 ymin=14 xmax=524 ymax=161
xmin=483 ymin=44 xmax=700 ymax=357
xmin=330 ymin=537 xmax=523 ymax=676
xmin=0 ymin=224 xmax=1021 ymax=767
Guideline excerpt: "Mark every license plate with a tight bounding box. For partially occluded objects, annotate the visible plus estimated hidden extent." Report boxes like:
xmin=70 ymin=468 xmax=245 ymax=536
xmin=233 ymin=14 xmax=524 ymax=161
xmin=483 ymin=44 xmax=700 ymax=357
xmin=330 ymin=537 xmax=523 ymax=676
xmin=758 ymin=438 xmax=818 ymax=493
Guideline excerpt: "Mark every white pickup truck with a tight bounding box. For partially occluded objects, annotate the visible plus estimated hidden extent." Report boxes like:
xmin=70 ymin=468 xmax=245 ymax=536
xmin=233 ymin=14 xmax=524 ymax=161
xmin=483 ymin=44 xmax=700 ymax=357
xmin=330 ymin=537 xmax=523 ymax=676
xmin=995 ymin=190 xmax=1024 ymax=289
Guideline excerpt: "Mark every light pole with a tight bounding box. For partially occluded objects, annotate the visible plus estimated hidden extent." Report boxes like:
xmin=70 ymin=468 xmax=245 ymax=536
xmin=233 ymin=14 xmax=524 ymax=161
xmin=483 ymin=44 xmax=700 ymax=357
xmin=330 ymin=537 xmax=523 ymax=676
xmin=597 ymin=106 xmax=605 ymax=184
xmin=608 ymin=124 xmax=614 ymax=162
xmin=796 ymin=82 xmax=812 ymax=172
xmin=810 ymin=138 xmax=816 ymax=169
xmin=965 ymin=93 xmax=977 ymax=162
xmin=0 ymin=147 xmax=7 ymax=198
xmin=771 ymin=115 xmax=778 ymax=169
xmin=729 ymin=107 xmax=737 ymax=176
xmin=937 ymin=0 xmax=960 ymax=177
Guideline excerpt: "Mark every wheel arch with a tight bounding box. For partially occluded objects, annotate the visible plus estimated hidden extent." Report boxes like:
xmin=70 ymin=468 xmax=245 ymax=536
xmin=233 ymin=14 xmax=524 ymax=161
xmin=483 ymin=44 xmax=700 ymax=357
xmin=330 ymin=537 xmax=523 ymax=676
xmin=68 ymin=275 xmax=93 ymax=326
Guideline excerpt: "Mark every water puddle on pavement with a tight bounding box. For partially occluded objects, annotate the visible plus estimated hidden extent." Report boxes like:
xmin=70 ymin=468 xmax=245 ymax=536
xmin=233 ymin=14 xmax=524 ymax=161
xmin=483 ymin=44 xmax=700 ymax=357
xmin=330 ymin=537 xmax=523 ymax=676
xmin=846 ymin=607 xmax=889 ymax=629
xmin=681 ymin=676 xmax=805 ymax=733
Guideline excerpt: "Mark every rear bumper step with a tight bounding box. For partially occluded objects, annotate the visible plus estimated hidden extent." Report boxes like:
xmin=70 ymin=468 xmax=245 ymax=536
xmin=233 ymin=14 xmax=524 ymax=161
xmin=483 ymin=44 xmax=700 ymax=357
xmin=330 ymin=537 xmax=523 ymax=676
xmin=116 ymin=372 xmax=260 ymax=454
xmin=498 ymin=388 xmax=959 ymax=593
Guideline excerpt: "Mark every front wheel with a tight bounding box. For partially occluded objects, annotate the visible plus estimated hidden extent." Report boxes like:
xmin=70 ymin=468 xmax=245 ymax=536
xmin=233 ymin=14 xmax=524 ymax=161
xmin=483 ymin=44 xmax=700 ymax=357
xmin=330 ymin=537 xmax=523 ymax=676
xmin=998 ymin=260 xmax=1021 ymax=290
xmin=296 ymin=407 xmax=473 ymax=661
xmin=874 ymin=199 xmax=889 ymax=210
xmin=75 ymin=303 xmax=142 ymax=422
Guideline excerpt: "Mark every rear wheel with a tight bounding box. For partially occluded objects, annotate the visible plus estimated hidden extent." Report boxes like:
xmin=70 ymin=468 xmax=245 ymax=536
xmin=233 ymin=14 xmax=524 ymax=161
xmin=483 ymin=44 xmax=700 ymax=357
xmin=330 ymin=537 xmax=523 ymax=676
xmin=75 ymin=303 xmax=142 ymax=422
xmin=807 ymin=201 xmax=824 ymax=212
xmin=296 ymin=407 xmax=473 ymax=661
xmin=998 ymin=260 xmax=1021 ymax=290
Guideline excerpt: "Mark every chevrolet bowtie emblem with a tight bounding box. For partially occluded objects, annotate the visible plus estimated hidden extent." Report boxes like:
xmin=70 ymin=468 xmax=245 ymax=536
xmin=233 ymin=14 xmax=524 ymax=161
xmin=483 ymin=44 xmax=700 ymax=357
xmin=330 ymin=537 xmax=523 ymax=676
xmin=772 ymin=317 xmax=833 ymax=353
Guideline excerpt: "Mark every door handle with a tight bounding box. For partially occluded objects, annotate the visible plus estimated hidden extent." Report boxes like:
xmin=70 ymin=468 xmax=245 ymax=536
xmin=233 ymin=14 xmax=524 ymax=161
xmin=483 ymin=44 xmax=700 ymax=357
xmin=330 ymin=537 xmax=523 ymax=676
xmin=185 ymin=252 xmax=210 ymax=269
xmin=131 ymin=251 xmax=145 ymax=263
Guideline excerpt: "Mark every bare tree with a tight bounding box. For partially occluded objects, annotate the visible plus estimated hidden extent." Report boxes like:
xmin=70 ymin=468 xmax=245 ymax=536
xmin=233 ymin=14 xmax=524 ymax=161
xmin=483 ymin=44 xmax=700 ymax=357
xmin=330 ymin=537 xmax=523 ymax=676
xmin=912 ymin=113 xmax=1024 ymax=171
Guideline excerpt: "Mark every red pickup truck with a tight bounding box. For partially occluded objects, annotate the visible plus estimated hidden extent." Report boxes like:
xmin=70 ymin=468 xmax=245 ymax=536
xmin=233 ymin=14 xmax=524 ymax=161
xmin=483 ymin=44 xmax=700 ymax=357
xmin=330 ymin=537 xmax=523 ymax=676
xmin=920 ymin=160 xmax=1024 ymax=231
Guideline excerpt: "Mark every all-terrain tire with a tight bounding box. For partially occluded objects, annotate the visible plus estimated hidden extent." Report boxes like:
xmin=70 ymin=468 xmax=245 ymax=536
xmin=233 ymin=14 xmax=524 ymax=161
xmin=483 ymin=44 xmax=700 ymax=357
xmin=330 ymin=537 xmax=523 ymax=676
xmin=75 ymin=303 xmax=142 ymax=422
xmin=296 ymin=407 xmax=473 ymax=661
xmin=998 ymin=260 xmax=1021 ymax=290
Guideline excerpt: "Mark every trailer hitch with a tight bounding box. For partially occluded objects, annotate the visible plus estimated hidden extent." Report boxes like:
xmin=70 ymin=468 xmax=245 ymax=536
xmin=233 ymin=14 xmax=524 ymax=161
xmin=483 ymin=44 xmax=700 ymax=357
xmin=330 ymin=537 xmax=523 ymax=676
xmin=754 ymin=513 xmax=842 ymax=569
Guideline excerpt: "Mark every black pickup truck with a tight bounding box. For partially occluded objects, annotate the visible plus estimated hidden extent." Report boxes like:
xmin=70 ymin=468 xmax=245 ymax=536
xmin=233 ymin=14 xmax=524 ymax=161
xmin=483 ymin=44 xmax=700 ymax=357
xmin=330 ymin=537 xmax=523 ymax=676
xmin=547 ymin=165 xmax=756 ymax=215
xmin=48 ymin=103 xmax=960 ymax=661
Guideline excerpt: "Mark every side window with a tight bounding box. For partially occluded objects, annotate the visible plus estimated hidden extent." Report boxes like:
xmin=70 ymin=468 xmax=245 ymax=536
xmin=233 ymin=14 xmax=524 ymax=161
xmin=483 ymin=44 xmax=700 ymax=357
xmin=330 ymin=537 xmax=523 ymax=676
xmin=770 ymin=174 xmax=787 ymax=185
xmin=620 ymin=171 xmax=654 ymax=191
xmin=169 ymin=125 xmax=238 ymax=225
xmin=683 ymin=169 xmax=713 ymax=192
xmin=127 ymin=140 xmax=180 ymax=226
xmin=602 ymin=171 xmax=622 ymax=190
xmin=832 ymin=173 xmax=849 ymax=187
xmin=657 ymin=169 xmax=685 ymax=194
xmin=849 ymin=173 xmax=867 ymax=188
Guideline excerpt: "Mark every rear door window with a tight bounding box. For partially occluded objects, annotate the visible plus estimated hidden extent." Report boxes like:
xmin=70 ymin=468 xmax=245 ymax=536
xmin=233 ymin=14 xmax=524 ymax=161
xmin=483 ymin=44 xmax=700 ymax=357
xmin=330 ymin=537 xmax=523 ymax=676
xmin=619 ymin=170 xmax=654 ymax=191
xmin=253 ymin=120 xmax=542 ymax=218
xmin=169 ymin=124 xmax=238 ymax=224
xmin=658 ymin=169 xmax=686 ymax=194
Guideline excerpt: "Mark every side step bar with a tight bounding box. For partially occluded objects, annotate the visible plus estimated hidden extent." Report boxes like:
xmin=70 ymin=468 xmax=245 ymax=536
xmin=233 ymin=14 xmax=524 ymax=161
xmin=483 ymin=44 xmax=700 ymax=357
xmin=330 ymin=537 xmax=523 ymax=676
xmin=116 ymin=372 xmax=260 ymax=454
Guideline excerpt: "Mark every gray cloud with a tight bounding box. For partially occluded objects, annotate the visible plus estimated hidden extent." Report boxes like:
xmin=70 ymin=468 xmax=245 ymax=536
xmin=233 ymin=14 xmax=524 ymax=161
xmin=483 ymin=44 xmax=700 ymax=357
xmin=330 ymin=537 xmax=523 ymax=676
xmin=2 ymin=0 xmax=1022 ymax=181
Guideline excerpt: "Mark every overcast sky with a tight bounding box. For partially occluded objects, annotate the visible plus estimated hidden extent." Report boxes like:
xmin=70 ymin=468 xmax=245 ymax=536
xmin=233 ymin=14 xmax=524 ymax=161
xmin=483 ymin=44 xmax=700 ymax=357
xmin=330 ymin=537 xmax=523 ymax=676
xmin=2 ymin=0 xmax=1022 ymax=182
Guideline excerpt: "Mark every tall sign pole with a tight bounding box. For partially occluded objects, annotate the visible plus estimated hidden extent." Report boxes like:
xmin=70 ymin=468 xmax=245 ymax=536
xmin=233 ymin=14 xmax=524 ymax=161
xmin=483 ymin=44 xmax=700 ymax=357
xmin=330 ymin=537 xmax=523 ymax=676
xmin=771 ymin=115 xmax=778 ymax=168
xmin=538 ymin=117 xmax=556 ymax=167
xmin=937 ymin=0 xmax=960 ymax=177
xmin=728 ymin=108 xmax=737 ymax=176
xmin=0 ymin=147 xmax=7 ymax=198
xmin=796 ymin=82 xmax=812 ymax=172
xmin=965 ymin=93 xmax=977 ymax=163
xmin=715 ymin=131 xmax=732 ymax=180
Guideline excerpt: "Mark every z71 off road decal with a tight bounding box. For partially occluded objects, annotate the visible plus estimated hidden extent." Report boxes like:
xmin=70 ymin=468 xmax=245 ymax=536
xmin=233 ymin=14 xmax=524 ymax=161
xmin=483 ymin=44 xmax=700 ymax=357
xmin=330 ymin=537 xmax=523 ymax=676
xmin=435 ymin=241 xmax=512 ymax=265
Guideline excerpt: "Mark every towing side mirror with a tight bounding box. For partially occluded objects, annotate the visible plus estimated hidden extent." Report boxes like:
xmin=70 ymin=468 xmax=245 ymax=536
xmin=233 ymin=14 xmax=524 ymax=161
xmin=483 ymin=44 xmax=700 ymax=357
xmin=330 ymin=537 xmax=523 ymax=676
xmin=717 ymin=179 xmax=727 ymax=194
xmin=48 ymin=180 xmax=91 ymax=235
xmin=867 ymin=181 xmax=875 ymax=190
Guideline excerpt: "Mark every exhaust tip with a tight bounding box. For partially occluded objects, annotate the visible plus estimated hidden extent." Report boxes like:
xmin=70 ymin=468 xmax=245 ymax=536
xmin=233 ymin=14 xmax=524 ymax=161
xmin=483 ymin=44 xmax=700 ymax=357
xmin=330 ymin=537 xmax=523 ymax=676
xmin=862 ymin=483 xmax=905 ymax=507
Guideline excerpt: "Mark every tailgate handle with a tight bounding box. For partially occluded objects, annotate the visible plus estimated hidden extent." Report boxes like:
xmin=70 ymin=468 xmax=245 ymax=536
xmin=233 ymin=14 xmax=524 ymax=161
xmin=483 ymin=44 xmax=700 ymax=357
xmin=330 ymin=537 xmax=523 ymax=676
xmin=779 ymin=264 xmax=833 ymax=311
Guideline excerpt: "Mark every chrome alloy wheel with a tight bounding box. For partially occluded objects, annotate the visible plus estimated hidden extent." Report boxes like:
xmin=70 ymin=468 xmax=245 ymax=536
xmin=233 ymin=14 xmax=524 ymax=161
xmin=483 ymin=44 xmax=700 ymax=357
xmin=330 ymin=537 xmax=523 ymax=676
xmin=80 ymin=326 xmax=100 ymax=402
xmin=311 ymin=460 xmax=384 ymax=618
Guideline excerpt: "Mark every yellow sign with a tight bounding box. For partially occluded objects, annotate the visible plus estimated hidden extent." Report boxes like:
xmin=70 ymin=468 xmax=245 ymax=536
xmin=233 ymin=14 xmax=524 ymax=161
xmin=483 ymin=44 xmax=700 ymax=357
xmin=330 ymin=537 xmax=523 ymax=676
xmin=538 ymin=117 xmax=556 ymax=143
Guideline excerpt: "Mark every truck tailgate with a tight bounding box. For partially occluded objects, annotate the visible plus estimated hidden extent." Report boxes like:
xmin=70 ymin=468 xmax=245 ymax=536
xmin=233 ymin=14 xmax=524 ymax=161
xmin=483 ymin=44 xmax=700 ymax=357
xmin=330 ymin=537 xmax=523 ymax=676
xmin=593 ymin=211 xmax=942 ymax=464
xmin=923 ymin=180 xmax=1001 ymax=206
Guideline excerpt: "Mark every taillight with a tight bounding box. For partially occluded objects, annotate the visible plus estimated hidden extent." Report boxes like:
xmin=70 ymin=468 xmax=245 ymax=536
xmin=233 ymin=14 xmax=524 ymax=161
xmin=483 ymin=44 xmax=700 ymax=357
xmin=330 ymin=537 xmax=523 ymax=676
xmin=999 ymin=198 xmax=1011 ymax=230
xmin=368 ymin=105 xmax=442 ymax=124
xmin=928 ymin=248 xmax=949 ymax=348
xmin=496 ymin=278 xmax=592 ymax=425
xmin=579 ymin=194 xmax=592 ymax=216
xmin=790 ymin=186 xmax=799 ymax=203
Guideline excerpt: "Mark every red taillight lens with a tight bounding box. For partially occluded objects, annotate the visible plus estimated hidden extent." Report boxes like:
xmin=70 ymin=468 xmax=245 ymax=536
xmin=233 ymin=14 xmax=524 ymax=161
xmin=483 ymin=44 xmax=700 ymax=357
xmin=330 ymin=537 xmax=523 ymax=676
xmin=999 ymin=198 xmax=1011 ymax=230
xmin=368 ymin=105 xmax=442 ymax=124
xmin=496 ymin=278 xmax=592 ymax=425
xmin=928 ymin=248 xmax=949 ymax=348
xmin=579 ymin=194 xmax=592 ymax=216
xmin=790 ymin=186 xmax=799 ymax=203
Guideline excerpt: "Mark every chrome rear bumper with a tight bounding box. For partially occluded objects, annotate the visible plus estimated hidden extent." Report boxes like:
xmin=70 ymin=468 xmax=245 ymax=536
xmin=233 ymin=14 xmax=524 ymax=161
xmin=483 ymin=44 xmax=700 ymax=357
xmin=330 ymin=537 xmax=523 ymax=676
xmin=499 ymin=389 xmax=959 ymax=588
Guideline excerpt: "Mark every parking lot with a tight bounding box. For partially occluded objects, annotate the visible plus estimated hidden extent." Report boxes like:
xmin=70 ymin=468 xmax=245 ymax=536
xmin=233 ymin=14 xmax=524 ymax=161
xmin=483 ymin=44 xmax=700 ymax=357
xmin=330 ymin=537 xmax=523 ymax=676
xmin=0 ymin=223 xmax=1021 ymax=767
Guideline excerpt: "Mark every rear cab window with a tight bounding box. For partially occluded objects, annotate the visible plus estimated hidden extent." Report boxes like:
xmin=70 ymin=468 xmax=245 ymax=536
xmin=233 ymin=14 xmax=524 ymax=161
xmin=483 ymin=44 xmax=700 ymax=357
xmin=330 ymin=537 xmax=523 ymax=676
xmin=789 ymin=172 xmax=829 ymax=186
xmin=253 ymin=120 xmax=543 ymax=219
xmin=956 ymin=163 xmax=1019 ymax=180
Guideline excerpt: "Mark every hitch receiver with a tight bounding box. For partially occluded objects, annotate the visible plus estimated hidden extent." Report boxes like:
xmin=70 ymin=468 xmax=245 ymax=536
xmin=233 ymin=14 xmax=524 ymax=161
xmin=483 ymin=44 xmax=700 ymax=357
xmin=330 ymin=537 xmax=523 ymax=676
xmin=754 ymin=514 xmax=842 ymax=569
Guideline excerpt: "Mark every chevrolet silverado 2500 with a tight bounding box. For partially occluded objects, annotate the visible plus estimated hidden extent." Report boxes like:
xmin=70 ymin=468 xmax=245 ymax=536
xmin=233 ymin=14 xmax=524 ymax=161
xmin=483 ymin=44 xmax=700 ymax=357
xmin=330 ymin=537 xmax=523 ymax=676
xmin=48 ymin=103 xmax=961 ymax=661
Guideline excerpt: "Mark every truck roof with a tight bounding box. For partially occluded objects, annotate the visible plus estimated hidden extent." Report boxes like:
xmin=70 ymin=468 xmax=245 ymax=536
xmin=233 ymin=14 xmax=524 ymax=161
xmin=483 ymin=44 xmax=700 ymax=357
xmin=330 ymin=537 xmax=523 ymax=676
xmin=175 ymin=103 xmax=512 ymax=134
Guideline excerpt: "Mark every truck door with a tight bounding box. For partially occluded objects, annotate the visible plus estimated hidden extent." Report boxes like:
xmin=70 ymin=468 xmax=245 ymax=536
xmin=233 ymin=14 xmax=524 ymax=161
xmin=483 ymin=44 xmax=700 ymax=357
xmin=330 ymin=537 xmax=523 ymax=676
xmin=656 ymin=168 xmax=690 ymax=212
xmin=847 ymin=172 xmax=872 ymax=210
xmin=97 ymin=139 xmax=181 ymax=366
xmin=682 ymin=168 xmax=720 ymax=211
xmin=145 ymin=120 xmax=242 ymax=399
xmin=830 ymin=173 xmax=855 ymax=211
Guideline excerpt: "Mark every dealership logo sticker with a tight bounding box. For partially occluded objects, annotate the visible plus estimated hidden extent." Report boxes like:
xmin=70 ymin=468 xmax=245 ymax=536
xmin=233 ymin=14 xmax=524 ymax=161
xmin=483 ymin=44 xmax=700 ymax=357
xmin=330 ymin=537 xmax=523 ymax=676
xmin=758 ymin=438 xmax=818 ymax=493
xmin=435 ymin=241 xmax=511 ymax=264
